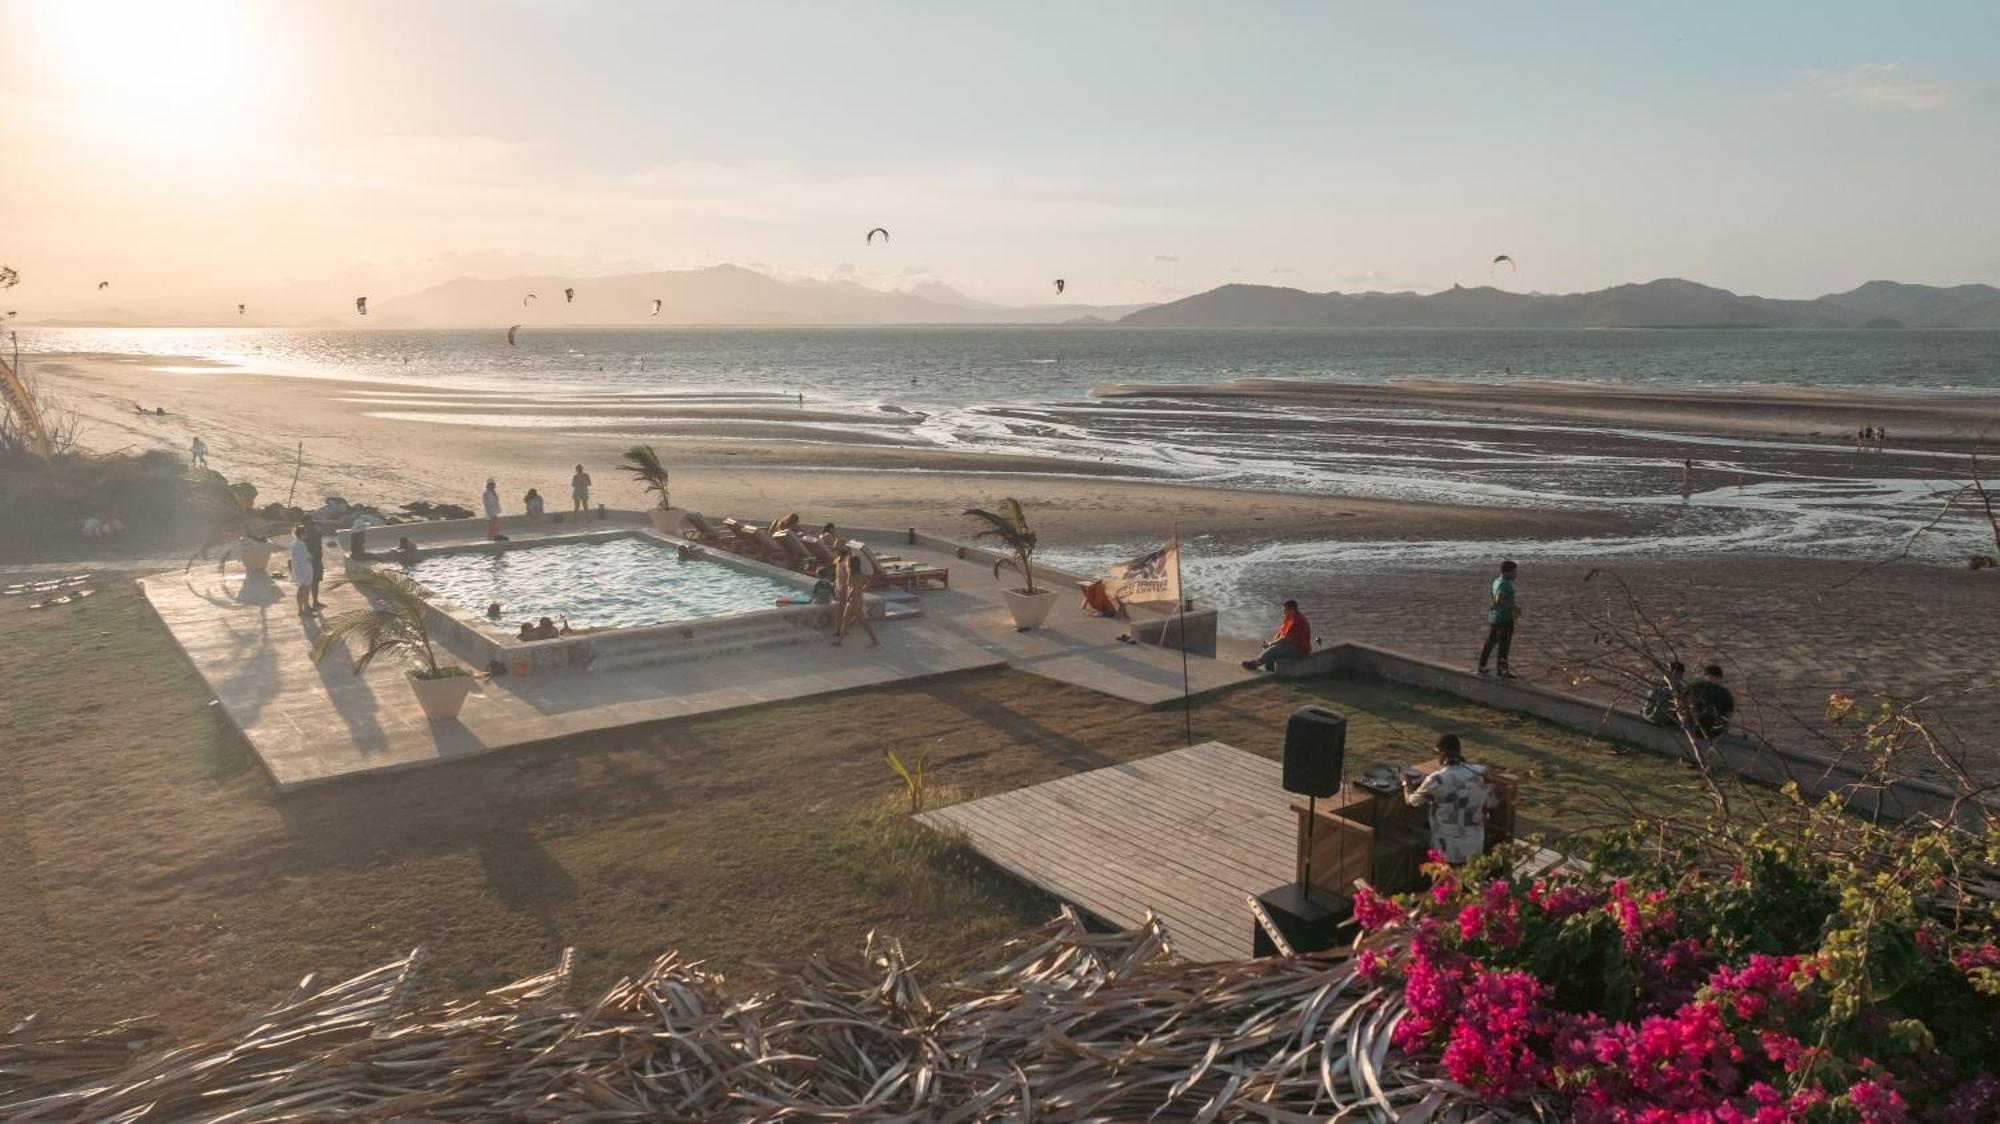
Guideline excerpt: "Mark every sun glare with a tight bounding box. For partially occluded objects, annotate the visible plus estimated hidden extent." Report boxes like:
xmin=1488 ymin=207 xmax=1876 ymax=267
xmin=31 ymin=0 xmax=271 ymax=159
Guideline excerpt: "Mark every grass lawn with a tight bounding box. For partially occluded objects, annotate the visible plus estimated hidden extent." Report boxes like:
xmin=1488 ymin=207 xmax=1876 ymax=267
xmin=0 ymin=579 xmax=1720 ymax=1034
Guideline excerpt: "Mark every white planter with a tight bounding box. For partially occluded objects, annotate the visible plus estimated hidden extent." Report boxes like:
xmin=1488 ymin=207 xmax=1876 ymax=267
xmin=649 ymin=508 xmax=677 ymax=533
xmin=231 ymin=539 xmax=275 ymax=579
xmin=1003 ymin=587 xmax=1058 ymax=630
xmin=407 ymin=670 xmax=474 ymax=721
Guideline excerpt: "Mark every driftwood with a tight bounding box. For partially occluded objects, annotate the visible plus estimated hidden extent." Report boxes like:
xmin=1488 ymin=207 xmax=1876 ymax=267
xmin=0 ymin=910 xmax=1513 ymax=1122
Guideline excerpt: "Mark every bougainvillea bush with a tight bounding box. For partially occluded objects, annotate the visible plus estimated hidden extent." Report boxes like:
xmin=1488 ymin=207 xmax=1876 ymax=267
xmin=1354 ymin=788 xmax=2000 ymax=1122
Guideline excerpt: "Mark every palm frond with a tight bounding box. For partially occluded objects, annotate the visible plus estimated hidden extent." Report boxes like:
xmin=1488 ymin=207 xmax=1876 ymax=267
xmin=964 ymin=500 xmax=1039 ymax=593
xmin=618 ymin=444 xmax=672 ymax=509
xmin=311 ymin=569 xmax=441 ymax=674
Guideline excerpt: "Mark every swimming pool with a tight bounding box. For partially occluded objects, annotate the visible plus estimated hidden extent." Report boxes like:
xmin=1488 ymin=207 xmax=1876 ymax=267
xmin=401 ymin=536 xmax=804 ymax=630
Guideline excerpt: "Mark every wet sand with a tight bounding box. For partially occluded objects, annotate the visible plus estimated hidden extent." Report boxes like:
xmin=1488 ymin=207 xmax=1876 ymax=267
xmin=1094 ymin=377 xmax=2000 ymax=447
xmin=34 ymin=353 xmax=1635 ymax=546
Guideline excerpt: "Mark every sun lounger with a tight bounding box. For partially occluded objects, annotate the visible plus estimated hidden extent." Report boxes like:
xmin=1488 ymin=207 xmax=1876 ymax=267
xmin=801 ymin=537 xmax=840 ymax=570
xmin=859 ymin=544 xmax=949 ymax=591
xmin=774 ymin=532 xmax=815 ymax=572
xmin=746 ymin=524 xmax=792 ymax=563
xmin=719 ymin=517 xmax=765 ymax=557
xmin=683 ymin=512 xmax=730 ymax=545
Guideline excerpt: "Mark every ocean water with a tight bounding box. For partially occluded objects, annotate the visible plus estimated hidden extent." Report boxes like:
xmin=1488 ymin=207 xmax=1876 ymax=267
xmin=31 ymin=326 xmax=2000 ymax=579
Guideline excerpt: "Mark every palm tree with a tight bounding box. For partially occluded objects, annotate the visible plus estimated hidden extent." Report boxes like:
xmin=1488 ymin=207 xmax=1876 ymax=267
xmin=618 ymin=444 xmax=671 ymax=510
xmin=964 ymin=498 xmax=1039 ymax=593
xmin=312 ymin=568 xmax=461 ymax=679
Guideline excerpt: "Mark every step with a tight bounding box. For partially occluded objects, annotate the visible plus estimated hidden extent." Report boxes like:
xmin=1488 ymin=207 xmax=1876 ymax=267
xmin=585 ymin=621 xmax=829 ymax=674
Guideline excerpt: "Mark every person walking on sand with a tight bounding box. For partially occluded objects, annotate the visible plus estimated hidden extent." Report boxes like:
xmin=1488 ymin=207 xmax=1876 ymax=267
xmin=1476 ymin=559 xmax=1519 ymax=678
xmin=482 ymin=479 xmax=502 ymax=540
xmin=830 ymin=545 xmax=878 ymax=648
xmin=1241 ymin=599 xmax=1311 ymax=671
xmin=570 ymin=464 xmax=592 ymax=515
xmin=190 ymin=435 xmax=208 ymax=470
xmin=288 ymin=523 xmax=316 ymax=614
xmin=1679 ymin=458 xmax=1694 ymax=503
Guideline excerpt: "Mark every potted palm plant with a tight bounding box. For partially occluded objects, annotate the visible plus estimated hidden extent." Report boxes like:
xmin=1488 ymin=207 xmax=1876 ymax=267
xmin=618 ymin=444 xmax=674 ymax=532
xmin=312 ymin=568 xmax=475 ymax=720
xmin=965 ymin=498 xmax=1057 ymax=630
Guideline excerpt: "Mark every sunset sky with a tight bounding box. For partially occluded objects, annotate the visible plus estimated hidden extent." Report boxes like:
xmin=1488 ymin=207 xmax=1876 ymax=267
xmin=3 ymin=0 xmax=1996 ymax=308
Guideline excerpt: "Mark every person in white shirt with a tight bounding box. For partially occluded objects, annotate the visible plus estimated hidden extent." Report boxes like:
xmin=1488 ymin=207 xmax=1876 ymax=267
xmin=1401 ymin=733 xmax=1499 ymax=865
xmin=482 ymin=479 xmax=502 ymax=540
xmin=570 ymin=464 xmax=592 ymax=515
xmin=288 ymin=523 xmax=316 ymax=614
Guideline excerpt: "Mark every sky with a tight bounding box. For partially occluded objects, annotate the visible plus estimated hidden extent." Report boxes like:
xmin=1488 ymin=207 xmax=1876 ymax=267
xmin=2 ymin=0 xmax=1997 ymax=310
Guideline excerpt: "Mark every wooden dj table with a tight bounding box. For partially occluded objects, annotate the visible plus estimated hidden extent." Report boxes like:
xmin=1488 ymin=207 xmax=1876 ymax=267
xmin=1290 ymin=768 xmax=1517 ymax=897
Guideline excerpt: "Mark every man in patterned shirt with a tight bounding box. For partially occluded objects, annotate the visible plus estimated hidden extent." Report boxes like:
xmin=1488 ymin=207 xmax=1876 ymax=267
xmin=1400 ymin=734 xmax=1499 ymax=865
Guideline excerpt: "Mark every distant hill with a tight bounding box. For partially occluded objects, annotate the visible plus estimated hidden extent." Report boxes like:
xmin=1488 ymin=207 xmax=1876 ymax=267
xmin=1118 ymin=278 xmax=2000 ymax=329
xmin=23 ymin=265 xmax=1149 ymax=327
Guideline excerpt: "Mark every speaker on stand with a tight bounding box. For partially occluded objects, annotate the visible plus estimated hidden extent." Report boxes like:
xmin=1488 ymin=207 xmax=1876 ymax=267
xmin=1252 ymin=706 xmax=1351 ymax=956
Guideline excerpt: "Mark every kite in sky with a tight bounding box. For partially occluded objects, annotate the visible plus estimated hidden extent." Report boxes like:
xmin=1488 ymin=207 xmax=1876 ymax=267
xmin=97 ymin=280 xmax=110 ymax=290
xmin=1493 ymin=254 xmax=1516 ymax=270
xmin=355 ymin=296 xmax=368 ymax=315
xmin=1054 ymin=279 xmax=1065 ymax=295
xmin=237 ymin=303 xmax=246 ymax=315
xmin=866 ymin=227 xmax=889 ymax=244
xmin=564 ymin=287 xmax=575 ymax=304
xmin=507 ymin=324 xmax=521 ymax=346
xmin=523 ymin=293 xmax=538 ymax=306
xmin=650 ymin=299 xmax=662 ymax=317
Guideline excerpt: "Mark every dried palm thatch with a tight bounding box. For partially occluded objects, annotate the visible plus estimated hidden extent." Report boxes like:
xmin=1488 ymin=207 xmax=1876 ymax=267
xmin=0 ymin=910 xmax=1515 ymax=1122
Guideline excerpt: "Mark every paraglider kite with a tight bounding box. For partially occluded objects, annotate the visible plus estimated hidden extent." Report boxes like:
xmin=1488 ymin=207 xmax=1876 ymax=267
xmin=1492 ymin=254 xmax=1516 ymax=270
xmin=237 ymin=303 xmax=246 ymax=315
xmin=355 ymin=296 xmax=368 ymax=315
xmin=866 ymin=227 xmax=889 ymax=245
xmin=1053 ymin=279 xmax=1065 ymax=295
xmin=650 ymin=299 xmax=662 ymax=317
xmin=564 ymin=287 xmax=575 ymax=304
xmin=507 ymin=324 xmax=521 ymax=346
xmin=523 ymin=293 xmax=538 ymax=306
xmin=97 ymin=280 xmax=110 ymax=290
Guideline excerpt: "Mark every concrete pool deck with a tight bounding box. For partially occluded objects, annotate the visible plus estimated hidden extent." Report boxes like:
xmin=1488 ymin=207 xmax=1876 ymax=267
xmin=142 ymin=511 xmax=1264 ymax=789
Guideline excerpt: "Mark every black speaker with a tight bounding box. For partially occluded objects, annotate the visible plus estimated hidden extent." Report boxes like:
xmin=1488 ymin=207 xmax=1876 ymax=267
xmin=1283 ymin=706 xmax=1346 ymax=796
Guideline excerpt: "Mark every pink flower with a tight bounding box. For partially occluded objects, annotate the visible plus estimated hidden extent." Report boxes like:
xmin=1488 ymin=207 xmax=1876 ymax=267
xmin=1351 ymin=885 xmax=1407 ymax=931
xmin=1849 ymin=1079 xmax=1911 ymax=1124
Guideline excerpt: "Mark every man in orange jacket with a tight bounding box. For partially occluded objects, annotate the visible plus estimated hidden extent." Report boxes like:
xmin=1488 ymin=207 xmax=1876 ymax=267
xmin=1242 ymin=599 xmax=1312 ymax=671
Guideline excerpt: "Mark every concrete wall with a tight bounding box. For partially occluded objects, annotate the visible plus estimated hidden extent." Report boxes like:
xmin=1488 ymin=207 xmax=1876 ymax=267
xmin=1291 ymin=641 xmax=1983 ymax=827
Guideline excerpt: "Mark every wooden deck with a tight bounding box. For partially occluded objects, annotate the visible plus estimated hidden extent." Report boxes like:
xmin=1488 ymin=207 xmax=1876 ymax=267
xmin=918 ymin=741 xmax=1296 ymax=962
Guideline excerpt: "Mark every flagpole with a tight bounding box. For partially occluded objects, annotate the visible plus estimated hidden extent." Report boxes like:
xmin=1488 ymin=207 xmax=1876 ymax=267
xmin=1175 ymin=523 xmax=1191 ymax=747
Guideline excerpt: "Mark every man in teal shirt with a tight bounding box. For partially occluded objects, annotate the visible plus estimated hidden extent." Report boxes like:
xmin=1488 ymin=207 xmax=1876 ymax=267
xmin=1476 ymin=559 xmax=1518 ymax=678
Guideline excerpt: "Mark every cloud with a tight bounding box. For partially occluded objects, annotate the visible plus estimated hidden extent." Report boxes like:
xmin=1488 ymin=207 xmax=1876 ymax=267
xmin=1799 ymin=63 xmax=1965 ymax=111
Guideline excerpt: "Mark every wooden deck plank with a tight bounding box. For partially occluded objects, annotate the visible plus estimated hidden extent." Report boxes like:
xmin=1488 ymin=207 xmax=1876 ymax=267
xmin=918 ymin=741 xmax=1305 ymax=962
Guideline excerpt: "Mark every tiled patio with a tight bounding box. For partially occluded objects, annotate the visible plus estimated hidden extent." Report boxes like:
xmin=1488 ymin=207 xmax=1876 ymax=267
xmin=143 ymin=513 xmax=1264 ymax=789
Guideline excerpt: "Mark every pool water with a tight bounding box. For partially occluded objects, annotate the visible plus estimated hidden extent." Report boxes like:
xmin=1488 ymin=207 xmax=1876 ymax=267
xmin=403 ymin=537 xmax=804 ymax=630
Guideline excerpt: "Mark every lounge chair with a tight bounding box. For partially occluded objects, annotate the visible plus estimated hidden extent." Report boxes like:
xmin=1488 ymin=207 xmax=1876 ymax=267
xmin=774 ymin=532 xmax=815 ymax=572
xmin=801 ymin=537 xmax=840 ymax=570
xmin=683 ymin=512 xmax=730 ymax=545
xmin=746 ymin=524 xmax=791 ymax=563
xmin=719 ymin=517 xmax=764 ymax=557
xmin=859 ymin=544 xmax=949 ymax=591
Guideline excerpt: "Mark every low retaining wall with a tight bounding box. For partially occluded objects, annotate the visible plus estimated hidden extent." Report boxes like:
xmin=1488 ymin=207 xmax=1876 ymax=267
xmin=1298 ymin=641 xmax=1983 ymax=827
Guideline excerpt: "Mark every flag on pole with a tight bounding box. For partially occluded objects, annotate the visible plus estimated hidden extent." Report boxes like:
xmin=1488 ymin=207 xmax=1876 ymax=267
xmin=1105 ymin=536 xmax=1180 ymax=605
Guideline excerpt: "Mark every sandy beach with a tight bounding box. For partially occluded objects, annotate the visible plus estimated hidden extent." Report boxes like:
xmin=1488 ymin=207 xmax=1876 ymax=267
xmin=1095 ymin=377 xmax=2000 ymax=446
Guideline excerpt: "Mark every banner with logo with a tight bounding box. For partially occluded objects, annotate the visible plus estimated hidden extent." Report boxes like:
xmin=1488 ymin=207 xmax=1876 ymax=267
xmin=0 ymin=354 xmax=50 ymax=458
xmin=1105 ymin=536 xmax=1180 ymax=605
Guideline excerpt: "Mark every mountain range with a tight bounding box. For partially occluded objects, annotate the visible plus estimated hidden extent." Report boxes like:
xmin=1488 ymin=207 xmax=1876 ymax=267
xmin=22 ymin=270 xmax=2000 ymax=330
xmin=1117 ymin=278 xmax=2000 ymax=329
xmin=22 ymin=265 xmax=1146 ymax=328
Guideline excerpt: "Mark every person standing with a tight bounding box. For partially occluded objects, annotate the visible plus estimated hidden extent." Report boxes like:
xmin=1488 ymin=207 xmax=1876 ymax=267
xmin=1400 ymin=734 xmax=1500 ymax=865
xmin=1476 ymin=559 xmax=1519 ymax=678
xmin=190 ymin=435 xmax=208 ymax=470
xmin=830 ymin=546 xmax=878 ymax=648
xmin=288 ymin=523 xmax=316 ymax=615
xmin=482 ymin=479 xmax=502 ymax=540
xmin=301 ymin=519 xmax=326 ymax=610
xmin=1679 ymin=458 xmax=1694 ymax=503
xmin=570 ymin=464 xmax=592 ymax=515
xmin=1241 ymin=598 xmax=1311 ymax=671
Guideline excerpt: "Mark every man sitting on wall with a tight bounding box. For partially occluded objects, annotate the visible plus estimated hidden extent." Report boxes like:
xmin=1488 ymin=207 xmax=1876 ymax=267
xmin=1242 ymin=598 xmax=1311 ymax=672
